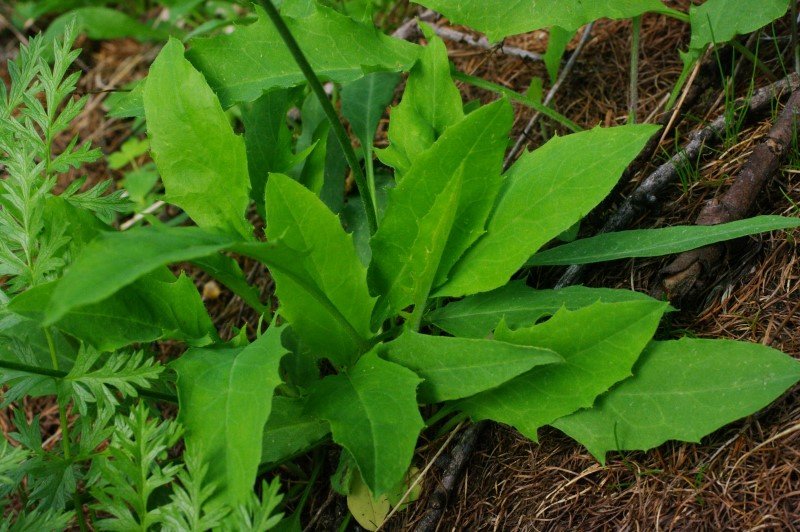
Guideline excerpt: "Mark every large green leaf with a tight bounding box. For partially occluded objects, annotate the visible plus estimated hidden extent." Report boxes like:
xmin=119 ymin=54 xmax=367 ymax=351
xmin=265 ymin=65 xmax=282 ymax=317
xmin=342 ymin=72 xmax=401 ymax=154
xmin=44 ymin=226 xmax=238 ymax=325
xmin=427 ymin=281 xmax=659 ymax=338
xmin=414 ymin=0 xmax=680 ymax=40
xmin=186 ymin=4 xmax=420 ymax=108
xmin=688 ymin=0 xmax=788 ymax=54
xmin=439 ymin=124 xmax=659 ymax=298
xmin=144 ymin=38 xmax=252 ymax=238
xmin=527 ymin=216 xmax=800 ymax=266
xmin=552 ymin=338 xmax=800 ymax=462
xmin=458 ymin=300 xmax=667 ymax=440
xmin=264 ymin=174 xmax=375 ymax=367
xmin=369 ymin=100 xmax=512 ymax=322
xmin=261 ymin=396 xmax=329 ymax=466
xmin=242 ymin=88 xmax=311 ymax=214
xmin=671 ymin=0 xmax=789 ymax=106
xmin=381 ymin=331 xmax=563 ymax=403
xmin=43 ymin=7 xmax=170 ymax=47
xmin=173 ymin=325 xmax=288 ymax=505
xmin=376 ymin=27 xmax=464 ymax=180
xmin=306 ymin=350 xmax=423 ymax=496
xmin=10 ymin=273 xmax=215 ymax=352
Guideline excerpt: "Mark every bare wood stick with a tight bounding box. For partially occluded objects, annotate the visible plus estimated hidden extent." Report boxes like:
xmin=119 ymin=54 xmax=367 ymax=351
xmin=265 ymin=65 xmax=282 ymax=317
xmin=504 ymin=23 xmax=595 ymax=170
xmin=412 ymin=422 xmax=486 ymax=532
xmin=657 ymin=89 xmax=800 ymax=300
xmin=391 ymin=8 xmax=437 ymax=39
xmin=377 ymin=421 xmax=466 ymax=531
xmin=432 ymin=25 xmax=543 ymax=63
xmin=555 ymin=73 xmax=800 ymax=289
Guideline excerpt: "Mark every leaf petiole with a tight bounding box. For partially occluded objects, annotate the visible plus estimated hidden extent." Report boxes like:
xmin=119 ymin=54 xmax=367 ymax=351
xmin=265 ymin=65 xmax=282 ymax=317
xmin=256 ymin=0 xmax=379 ymax=234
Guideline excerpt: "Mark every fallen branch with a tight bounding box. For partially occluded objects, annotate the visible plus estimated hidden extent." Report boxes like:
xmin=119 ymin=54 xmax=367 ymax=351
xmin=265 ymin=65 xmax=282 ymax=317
xmin=412 ymin=422 xmax=486 ymax=532
xmin=433 ymin=25 xmax=543 ymax=63
xmin=391 ymin=8 xmax=437 ymax=39
xmin=656 ymin=89 xmax=800 ymax=300
xmin=555 ymin=73 xmax=800 ymax=289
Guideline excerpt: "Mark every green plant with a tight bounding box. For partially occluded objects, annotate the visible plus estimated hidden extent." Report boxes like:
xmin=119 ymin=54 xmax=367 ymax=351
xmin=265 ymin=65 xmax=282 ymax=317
xmin=0 ymin=27 xmax=284 ymax=529
xmin=4 ymin=2 xmax=800 ymax=530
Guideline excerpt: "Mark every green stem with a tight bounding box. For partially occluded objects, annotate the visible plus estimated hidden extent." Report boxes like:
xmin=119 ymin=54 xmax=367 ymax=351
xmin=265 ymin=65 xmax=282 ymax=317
xmin=629 ymin=16 xmax=641 ymax=124
xmin=45 ymin=327 xmax=87 ymax=529
xmin=451 ymin=69 xmax=583 ymax=133
xmin=44 ymin=328 xmax=72 ymax=458
xmin=0 ymin=359 xmax=178 ymax=403
xmin=663 ymin=10 xmax=690 ymax=23
xmin=365 ymin=146 xmax=378 ymax=216
xmin=793 ymin=0 xmax=799 ymax=74
xmin=730 ymin=40 xmax=777 ymax=81
xmin=256 ymin=0 xmax=378 ymax=234
xmin=408 ymin=294 xmax=428 ymax=333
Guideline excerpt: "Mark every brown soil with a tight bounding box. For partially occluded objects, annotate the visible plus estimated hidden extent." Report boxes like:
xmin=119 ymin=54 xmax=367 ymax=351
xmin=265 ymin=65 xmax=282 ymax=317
xmin=2 ymin=0 xmax=800 ymax=530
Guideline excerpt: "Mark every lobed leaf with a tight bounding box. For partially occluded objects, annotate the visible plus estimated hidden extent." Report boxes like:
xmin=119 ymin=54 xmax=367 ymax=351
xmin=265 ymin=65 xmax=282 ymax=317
xmin=687 ymin=0 xmax=789 ymax=54
xmin=341 ymin=72 xmax=402 ymax=155
xmin=144 ymin=38 xmax=253 ymax=238
xmin=552 ymin=338 xmax=800 ymax=462
xmin=264 ymin=174 xmax=375 ymax=368
xmin=261 ymin=396 xmax=329 ymax=466
xmin=11 ymin=272 xmax=216 ymax=352
xmin=439 ymin=124 xmax=659 ymax=298
xmin=173 ymin=325 xmax=289 ymax=505
xmin=306 ymin=350 xmax=423 ymax=496
xmin=381 ymin=330 xmax=563 ymax=403
xmin=427 ymin=281 xmax=660 ymax=338
xmin=186 ymin=4 xmax=419 ymax=108
xmin=414 ymin=0 xmax=681 ymax=40
xmin=376 ymin=27 xmax=464 ymax=179
xmin=527 ymin=216 xmax=800 ymax=266
xmin=458 ymin=300 xmax=668 ymax=440
xmin=44 ymin=226 xmax=237 ymax=325
xmin=369 ymin=100 xmax=512 ymax=322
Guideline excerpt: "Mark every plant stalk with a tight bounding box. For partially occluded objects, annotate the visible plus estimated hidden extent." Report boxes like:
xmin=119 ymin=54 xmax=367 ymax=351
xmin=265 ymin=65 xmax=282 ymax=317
xmin=45 ymin=327 xmax=88 ymax=530
xmin=452 ymin=70 xmax=583 ymax=133
xmin=629 ymin=16 xmax=641 ymax=124
xmin=793 ymin=0 xmax=800 ymax=74
xmin=256 ymin=0 xmax=379 ymax=234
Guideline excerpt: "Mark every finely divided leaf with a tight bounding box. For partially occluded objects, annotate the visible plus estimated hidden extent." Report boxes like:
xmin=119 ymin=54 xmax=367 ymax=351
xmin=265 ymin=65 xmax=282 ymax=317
xmin=414 ymin=0 xmax=680 ymax=40
xmin=369 ymin=100 xmax=512 ymax=322
xmin=458 ymin=300 xmax=667 ymax=440
xmin=186 ymin=4 xmax=419 ymax=108
xmin=440 ymin=124 xmax=659 ymax=298
xmin=44 ymin=226 xmax=238 ymax=325
xmin=528 ymin=216 xmax=800 ymax=266
xmin=306 ymin=351 xmax=423 ymax=496
xmin=264 ymin=174 xmax=375 ymax=367
xmin=552 ymin=338 xmax=800 ymax=462
xmin=381 ymin=331 xmax=563 ymax=403
xmin=427 ymin=281 xmax=659 ymax=338
xmin=173 ymin=325 xmax=289 ymax=505
xmin=144 ymin=38 xmax=252 ymax=238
